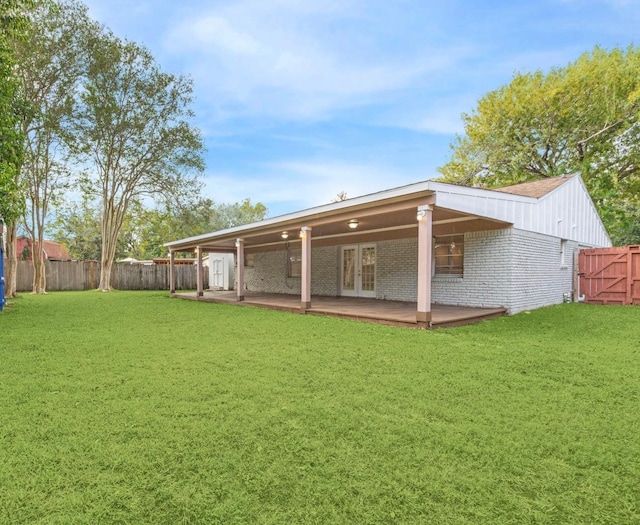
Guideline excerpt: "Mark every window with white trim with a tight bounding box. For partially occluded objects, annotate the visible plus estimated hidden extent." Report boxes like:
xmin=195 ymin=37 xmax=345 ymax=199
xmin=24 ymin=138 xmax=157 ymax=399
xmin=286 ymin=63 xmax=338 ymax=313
xmin=434 ymin=235 xmax=464 ymax=276
xmin=560 ymin=239 xmax=568 ymax=267
xmin=288 ymin=249 xmax=302 ymax=277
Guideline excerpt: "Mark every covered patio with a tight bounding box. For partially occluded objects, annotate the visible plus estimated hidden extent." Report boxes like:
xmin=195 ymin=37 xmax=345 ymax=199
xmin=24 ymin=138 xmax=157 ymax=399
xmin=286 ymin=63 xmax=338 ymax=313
xmin=172 ymin=291 xmax=506 ymax=328
xmin=166 ymin=180 xmax=512 ymax=329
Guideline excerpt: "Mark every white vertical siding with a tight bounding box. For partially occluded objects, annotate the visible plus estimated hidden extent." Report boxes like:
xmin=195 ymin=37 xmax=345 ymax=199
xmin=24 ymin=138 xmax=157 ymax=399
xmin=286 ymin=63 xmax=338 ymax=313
xmin=428 ymin=177 xmax=610 ymax=247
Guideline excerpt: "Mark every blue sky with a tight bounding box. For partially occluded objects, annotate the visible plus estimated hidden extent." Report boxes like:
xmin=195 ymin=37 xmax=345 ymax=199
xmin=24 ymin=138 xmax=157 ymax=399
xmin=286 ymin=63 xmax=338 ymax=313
xmin=84 ymin=0 xmax=639 ymax=218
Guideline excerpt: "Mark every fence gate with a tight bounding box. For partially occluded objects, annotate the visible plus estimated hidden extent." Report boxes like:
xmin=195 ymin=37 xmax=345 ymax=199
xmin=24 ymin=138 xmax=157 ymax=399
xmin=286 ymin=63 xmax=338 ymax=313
xmin=578 ymin=245 xmax=640 ymax=305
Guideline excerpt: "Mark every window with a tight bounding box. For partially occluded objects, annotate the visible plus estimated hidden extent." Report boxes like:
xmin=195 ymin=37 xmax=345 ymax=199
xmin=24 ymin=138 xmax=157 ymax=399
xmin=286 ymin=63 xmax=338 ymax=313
xmin=434 ymin=235 xmax=464 ymax=276
xmin=288 ymin=249 xmax=302 ymax=277
xmin=560 ymin=239 xmax=568 ymax=267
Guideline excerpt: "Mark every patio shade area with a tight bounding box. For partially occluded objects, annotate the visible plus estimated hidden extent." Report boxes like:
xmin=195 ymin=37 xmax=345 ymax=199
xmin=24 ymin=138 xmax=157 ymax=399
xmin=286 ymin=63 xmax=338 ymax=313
xmin=172 ymin=291 xmax=506 ymax=328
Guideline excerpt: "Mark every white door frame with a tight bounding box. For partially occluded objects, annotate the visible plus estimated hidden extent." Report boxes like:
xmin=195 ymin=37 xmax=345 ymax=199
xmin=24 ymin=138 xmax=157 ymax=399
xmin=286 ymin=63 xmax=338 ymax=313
xmin=340 ymin=243 xmax=376 ymax=298
xmin=208 ymin=253 xmax=234 ymax=291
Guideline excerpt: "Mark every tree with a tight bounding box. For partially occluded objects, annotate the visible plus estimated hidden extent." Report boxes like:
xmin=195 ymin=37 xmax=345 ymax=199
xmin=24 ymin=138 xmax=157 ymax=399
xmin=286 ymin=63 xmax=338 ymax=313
xmin=331 ymin=191 xmax=348 ymax=202
xmin=52 ymin=196 xmax=268 ymax=261
xmin=51 ymin=197 xmax=104 ymax=261
xmin=0 ymin=0 xmax=38 ymax=298
xmin=14 ymin=0 xmax=95 ymax=293
xmin=73 ymin=30 xmax=204 ymax=291
xmin=118 ymin=197 xmax=268 ymax=260
xmin=211 ymin=198 xmax=268 ymax=230
xmin=439 ymin=46 xmax=640 ymax=245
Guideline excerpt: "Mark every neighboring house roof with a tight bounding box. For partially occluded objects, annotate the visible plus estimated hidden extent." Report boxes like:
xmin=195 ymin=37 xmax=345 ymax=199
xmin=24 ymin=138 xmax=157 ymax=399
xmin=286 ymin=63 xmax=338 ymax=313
xmin=491 ymin=176 xmax=571 ymax=198
xmin=42 ymin=240 xmax=71 ymax=260
xmin=16 ymin=237 xmax=71 ymax=261
xmin=165 ymin=174 xmax=611 ymax=252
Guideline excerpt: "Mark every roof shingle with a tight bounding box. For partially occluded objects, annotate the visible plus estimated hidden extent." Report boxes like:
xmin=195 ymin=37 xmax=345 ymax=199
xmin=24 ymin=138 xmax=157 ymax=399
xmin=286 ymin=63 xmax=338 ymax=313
xmin=493 ymin=176 xmax=572 ymax=198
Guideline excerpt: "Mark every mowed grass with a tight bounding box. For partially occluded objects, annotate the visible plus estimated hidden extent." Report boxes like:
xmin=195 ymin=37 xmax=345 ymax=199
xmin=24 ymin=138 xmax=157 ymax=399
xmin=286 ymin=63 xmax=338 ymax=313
xmin=0 ymin=292 xmax=639 ymax=524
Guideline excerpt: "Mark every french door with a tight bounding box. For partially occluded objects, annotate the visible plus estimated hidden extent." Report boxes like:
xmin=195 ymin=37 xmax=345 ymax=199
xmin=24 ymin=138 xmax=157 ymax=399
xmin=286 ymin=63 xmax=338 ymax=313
xmin=341 ymin=244 xmax=376 ymax=298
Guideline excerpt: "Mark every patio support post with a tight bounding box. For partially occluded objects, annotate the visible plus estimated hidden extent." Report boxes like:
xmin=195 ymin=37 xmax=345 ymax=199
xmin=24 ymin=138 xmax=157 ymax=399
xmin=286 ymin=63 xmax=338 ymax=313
xmin=196 ymin=245 xmax=204 ymax=297
xmin=169 ymin=250 xmax=175 ymax=294
xmin=235 ymin=238 xmax=245 ymax=301
xmin=300 ymin=226 xmax=312 ymax=310
xmin=417 ymin=204 xmax=433 ymax=327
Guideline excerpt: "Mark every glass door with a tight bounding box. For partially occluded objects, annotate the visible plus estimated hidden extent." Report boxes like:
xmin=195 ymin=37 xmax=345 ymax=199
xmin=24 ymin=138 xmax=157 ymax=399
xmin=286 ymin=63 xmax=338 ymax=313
xmin=341 ymin=244 xmax=376 ymax=298
xmin=341 ymin=246 xmax=357 ymax=297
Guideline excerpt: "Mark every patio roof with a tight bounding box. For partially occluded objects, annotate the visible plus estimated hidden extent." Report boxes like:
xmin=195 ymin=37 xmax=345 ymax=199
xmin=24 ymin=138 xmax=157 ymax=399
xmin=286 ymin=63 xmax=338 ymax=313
xmin=165 ymin=179 xmax=514 ymax=253
xmin=166 ymin=174 xmax=607 ymax=327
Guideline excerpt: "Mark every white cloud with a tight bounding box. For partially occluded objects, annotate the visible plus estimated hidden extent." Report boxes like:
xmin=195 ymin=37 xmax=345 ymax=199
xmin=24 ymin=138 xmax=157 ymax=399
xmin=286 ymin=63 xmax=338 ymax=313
xmin=164 ymin=0 xmax=462 ymax=121
xmin=202 ymin=158 xmax=425 ymax=217
xmin=189 ymin=15 xmax=261 ymax=55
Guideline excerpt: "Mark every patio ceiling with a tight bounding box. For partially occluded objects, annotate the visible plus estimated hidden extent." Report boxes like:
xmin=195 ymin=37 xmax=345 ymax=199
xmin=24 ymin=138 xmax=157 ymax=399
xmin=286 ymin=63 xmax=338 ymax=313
xmin=166 ymin=188 xmax=512 ymax=254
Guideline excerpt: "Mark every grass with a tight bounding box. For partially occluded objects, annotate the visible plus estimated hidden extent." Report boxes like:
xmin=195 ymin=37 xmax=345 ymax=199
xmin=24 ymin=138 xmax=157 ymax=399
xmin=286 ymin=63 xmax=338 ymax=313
xmin=0 ymin=291 xmax=639 ymax=524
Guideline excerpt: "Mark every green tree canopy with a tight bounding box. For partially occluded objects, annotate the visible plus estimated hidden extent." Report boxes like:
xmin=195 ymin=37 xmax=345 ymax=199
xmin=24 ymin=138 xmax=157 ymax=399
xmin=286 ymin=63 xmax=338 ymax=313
xmin=52 ymin=197 xmax=268 ymax=261
xmin=14 ymin=0 xmax=95 ymax=292
xmin=0 ymin=0 xmax=37 ymax=226
xmin=72 ymin=29 xmax=205 ymax=290
xmin=439 ymin=45 xmax=640 ymax=245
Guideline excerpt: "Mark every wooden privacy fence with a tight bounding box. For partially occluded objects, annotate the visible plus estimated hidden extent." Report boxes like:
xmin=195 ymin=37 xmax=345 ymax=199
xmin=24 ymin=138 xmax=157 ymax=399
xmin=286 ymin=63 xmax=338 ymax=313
xmin=14 ymin=260 xmax=207 ymax=292
xmin=578 ymin=245 xmax=640 ymax=305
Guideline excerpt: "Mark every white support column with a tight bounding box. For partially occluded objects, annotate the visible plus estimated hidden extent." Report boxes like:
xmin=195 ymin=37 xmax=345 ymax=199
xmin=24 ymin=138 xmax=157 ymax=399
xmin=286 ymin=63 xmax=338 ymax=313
xmin=169 ymin=250 xmax=176 ymax=294
xmin=196 ymin=245 xmax=204 ymax=297
xmin=235 ymin=238 xmax=245 ymax=302
xmin=300 ymin=226 xmax=312 ymax=310
xmin=417 ymin=204 xmax=433 ymax=327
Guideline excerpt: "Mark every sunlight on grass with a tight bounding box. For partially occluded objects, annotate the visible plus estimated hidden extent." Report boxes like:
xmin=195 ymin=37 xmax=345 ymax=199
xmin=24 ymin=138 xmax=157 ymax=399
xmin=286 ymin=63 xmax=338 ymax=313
xmin=1 ymin=292 xmax=639 ymax=523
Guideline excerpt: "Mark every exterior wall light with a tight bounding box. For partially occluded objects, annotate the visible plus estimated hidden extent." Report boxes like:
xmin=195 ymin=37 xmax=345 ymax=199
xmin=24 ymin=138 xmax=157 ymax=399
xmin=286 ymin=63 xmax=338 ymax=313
xmin=281 ymin=231 xmax=289 ymax=239
xmin=348 ymin=219 xmax=359 ymax=229
xmin=416 ymin=210 xmax=427 ymax=220
xmin=300 ymin=226 xmax=311 ymax=238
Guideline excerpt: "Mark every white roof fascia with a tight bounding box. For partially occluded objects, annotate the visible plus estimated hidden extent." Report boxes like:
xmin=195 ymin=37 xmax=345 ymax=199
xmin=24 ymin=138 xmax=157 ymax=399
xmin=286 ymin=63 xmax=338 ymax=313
xmin=165 ymin=180 xmax=435 ymax=248
xmin=165 ymin=175 xmax=611 ymax=248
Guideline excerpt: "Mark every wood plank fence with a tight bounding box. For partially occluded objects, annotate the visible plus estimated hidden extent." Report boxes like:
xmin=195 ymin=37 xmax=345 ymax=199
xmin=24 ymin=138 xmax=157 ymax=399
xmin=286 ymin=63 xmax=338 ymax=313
xmin=13 ymin=260 xmax=207 ymax=292
xmin=578 ymin=245 xmax=640 ymax=305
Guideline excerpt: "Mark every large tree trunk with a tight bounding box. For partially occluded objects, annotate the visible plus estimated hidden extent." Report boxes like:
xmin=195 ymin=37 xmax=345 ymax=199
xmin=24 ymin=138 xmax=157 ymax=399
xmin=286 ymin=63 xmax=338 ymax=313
xmin=30 ymin=212 xmax=48 ymax=294
xmin=98 ymin=255 xmax=112 ymax=292
xmin=98 ymin=213 xmax=120 ymax=292
xmin=32 ymin=244 xmax=46 ymax=294
xmin=5 ymin=222 xmax=18 ymax=298
xmin=98 ymin=233 xmax=114 ymax=291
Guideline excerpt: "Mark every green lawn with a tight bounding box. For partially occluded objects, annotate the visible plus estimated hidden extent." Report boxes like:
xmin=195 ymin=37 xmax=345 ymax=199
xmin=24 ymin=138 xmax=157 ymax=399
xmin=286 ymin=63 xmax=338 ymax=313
xmin=1 ymin=292 xmax=639 ymax=524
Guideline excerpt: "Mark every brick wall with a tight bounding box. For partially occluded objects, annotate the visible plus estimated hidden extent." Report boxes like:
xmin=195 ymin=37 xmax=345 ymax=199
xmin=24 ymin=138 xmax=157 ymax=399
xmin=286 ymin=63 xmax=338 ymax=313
xmin=508 ymin=229 xmax=576 ymax=313
xmin=243 ymin=246 xmax=338 ymax=296
xmin=242 ymin=229 xmax=576 ymax=313
xmin=430 ymin=228 xmax=576 ymax=313
xmin=432 ymin=229 xmax=512 ymax=309
xmin=376 ymin=238 xmax=418 ymax=301
xmin=312 ymin=245 xmax=339 ymax=296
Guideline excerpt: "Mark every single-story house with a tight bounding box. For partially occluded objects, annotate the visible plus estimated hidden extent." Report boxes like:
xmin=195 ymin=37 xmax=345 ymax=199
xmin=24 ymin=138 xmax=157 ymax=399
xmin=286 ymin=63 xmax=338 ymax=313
xmin=16 ymin=236 xmax=71 ymax=262
xmin=165 ymin=175 xmax=610 ymax=327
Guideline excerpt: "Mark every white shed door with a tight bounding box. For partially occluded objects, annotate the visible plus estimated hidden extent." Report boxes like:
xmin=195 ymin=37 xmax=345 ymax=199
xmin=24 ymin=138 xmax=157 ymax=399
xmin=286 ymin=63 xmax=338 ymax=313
xmin=209 ymin=254 xmax=233 ymax=290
